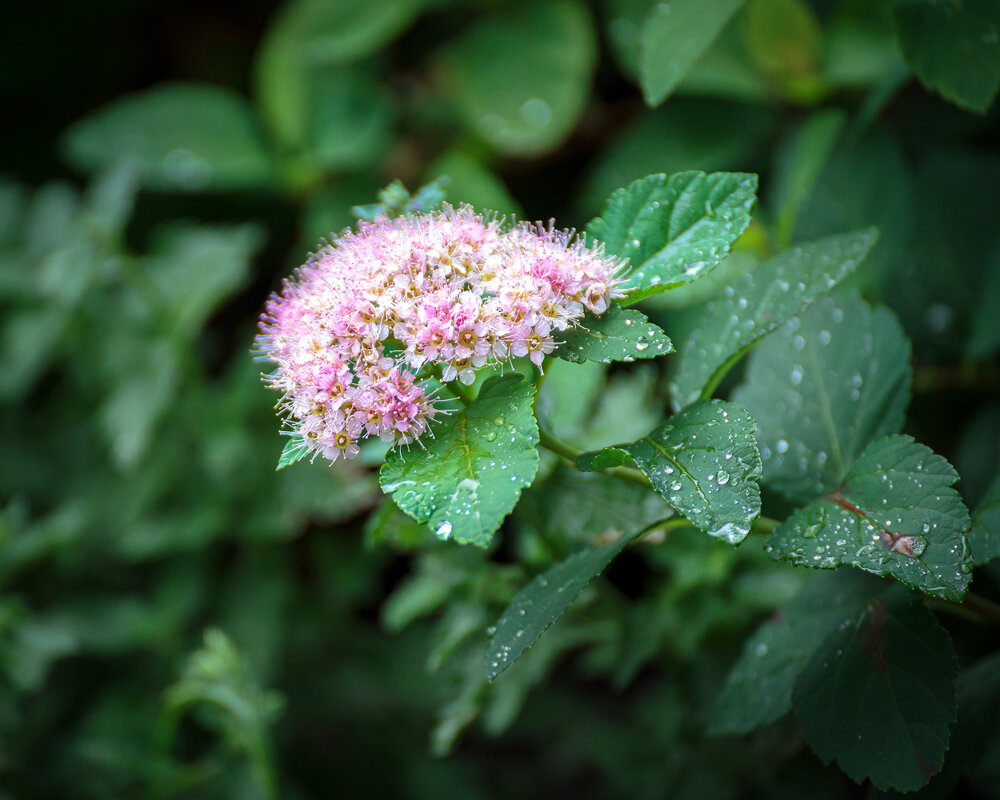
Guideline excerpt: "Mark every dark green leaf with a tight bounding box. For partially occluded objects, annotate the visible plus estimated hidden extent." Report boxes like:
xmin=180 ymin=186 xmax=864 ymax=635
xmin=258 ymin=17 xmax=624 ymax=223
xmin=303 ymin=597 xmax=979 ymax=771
xmin=424 ymin=150 xmax=522 ymax=216
xmin=895 ymin=0 xmax=1000 ymax=113
xmin=586 ymin=171 xmax=758 ymax=304
xmin=793 ymin=588 xmax=958 ymax=792
xmin=62 ymin=84 xmax=274 ymax=191
xmin=710 ymin=569 xmax=886 ymax=736
xmin=486 ymin=532 xmax=637 ymax=679
xmin=577 ymin=400 xmax=761 ymax=543
xmin=733 ymin=294 xmax=911 ymax=504
xmin=970 ymin=472 xmax=1000 ymax=566
xmin=554 ymin=306 xmax=673 ymax=364
xmin=767 ymin=435 xmax=973 ymax=601
xmin=669 ymin=227 xmax=879 ymax=410
xmin=380 ymin=375 xmax=540 ymax=548
xmin=638 ymin=0 xmax=746 ymax=106
xmin=436 ymin=1 xmax=597 ymax=156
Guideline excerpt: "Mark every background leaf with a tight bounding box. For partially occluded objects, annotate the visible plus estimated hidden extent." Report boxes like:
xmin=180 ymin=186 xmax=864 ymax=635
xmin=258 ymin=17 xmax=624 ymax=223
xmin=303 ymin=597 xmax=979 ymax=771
xmin=669 ymin=227 xmax=879 ymax=410
xmin=380 ymin=375 xmax=540 ymax=548
xmin=577 ymin=399 xmax=761 ymax=543
xmin=62 ymin=84 xmax=274 ymax=191
xmin=767 ymin=435 xmax=973 ymax=601
xmin=895 ymin=0 xmax=1000 ymax=113
xmin=793 ymin=587 xmax=958 ymax=792
xmin=969 ymin=472 xmax=1000 ymax=566
xmin=435 ymin=1 xmax=597 ymax=156
xmin=586 ymin=171 xmax=758 ymax=304
xmin=638 ymin=0 xmax=746 ymax=106
xmin=554 ymin=306 xmax=672 ymax=364
xmin=733 ymin=293 xmax=911 ymax=504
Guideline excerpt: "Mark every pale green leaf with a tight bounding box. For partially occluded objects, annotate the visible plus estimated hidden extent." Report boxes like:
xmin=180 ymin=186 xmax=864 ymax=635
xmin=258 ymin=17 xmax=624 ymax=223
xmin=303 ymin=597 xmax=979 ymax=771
xmin=554 ymin=307 xmax=673 ymax=364
xmin=380 ymin=375 xmax=540 ymax=548
xmin=586 ymin=171 xmax=758 ymax=304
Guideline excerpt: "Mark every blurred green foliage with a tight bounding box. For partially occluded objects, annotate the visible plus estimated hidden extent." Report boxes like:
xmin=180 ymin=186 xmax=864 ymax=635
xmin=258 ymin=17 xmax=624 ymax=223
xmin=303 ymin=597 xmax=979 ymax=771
xmin=2 ymin=0 xmax=1000 ymax=798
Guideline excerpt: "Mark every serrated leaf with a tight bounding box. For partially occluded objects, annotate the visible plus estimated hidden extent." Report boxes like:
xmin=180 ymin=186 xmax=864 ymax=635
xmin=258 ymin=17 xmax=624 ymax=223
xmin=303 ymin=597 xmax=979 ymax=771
xmin=895 ymin=0 xmax=1000 ymax=113
xmin=276 ymin=436 xmax=310 ymax=471
xmin=61 ymin=84 xmax=274 ymax=191
xmin=793 ymin=587 xmax=958 ymax=792
xmin=436 ymin=1 xmax=597 ymax=157
xmin=380 ymin=375 xmax=539 ymax=548
xmin=554 ymin=307 xmax=673 ymax=364
xmin=637 ymin=0 xmax=746 ymax=106
xmin=576 ymin=400 xmax=761 ymax=543
xmin=587 ymin=171 xmax=757 ymax=305
xmin=486 ymin=532 xmax=637 ymax=680
xmin=970 ymin=472 xmax=1000 ymax=566
xmin=733 ymin=294 xmax=911 ymax=504
xmin=767 ymin=435 xmax=973 ymax=601
xmin=669 ymin=227 xmax=879 ymax=411
xmin=710 ymin=569 xmax=886 ymax=736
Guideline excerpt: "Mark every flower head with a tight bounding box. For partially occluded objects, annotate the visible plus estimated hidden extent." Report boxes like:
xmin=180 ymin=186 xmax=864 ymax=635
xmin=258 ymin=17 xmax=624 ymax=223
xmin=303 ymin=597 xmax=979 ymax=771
xmin=258 ymin=204 xmax=626 ymax=464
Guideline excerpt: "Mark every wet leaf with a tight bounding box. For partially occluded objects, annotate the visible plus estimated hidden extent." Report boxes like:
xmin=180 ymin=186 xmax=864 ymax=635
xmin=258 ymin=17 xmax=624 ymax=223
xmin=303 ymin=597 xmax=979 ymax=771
xmin=554 ymin=306 xmax=673 ymax=364
xmin=486 ymin=532 xmax=638 ymax=679
xmin=733 ymin=294 xmax=911 ymax=504
xmin=576 ymin=399 xmax=761 ymax=543
xmin=895 ymin=0 xmax=1000 ymax=113
xmin=637 ymin=0 xmax=746 ymax=106
xmin=969 ymin=471 xmax=1000 ymax=566
xmin=767 ymin=435 xmax=973 ymax=601
xmin=794 ymin=587 xmax=958 ymax=792
xmin=587 ymin=171 xmax=757 ymax=305
xmin=710 ymin=569 xmax=886 ymax=736
xmin=276 ymin=436 xmax=310 ymax=471
xmin=436 ymin=1 xmax=597 ymax=156
xmin=380 ymin=375 xmax=540 ymax=548
xmin=669 ymin=227 xmax=878 ymax=411
xmin=62 ymin=84 xmax=275 ymax=191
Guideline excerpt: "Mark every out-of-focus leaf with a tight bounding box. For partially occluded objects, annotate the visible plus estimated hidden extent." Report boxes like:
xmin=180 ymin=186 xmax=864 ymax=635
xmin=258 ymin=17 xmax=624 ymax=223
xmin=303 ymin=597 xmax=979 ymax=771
xmin=970 ymin=472 xmax=1000 ymax=566
xmin=968 ymin=242 xmax=1000 ymax=359
xmin=587 ymin=171 xmax=758 ymax=304
xmin=794 ymin=588 xmax=957 ymax=792
xmin=767 ymin=435 xmax=973 ymax=601
xmin=710 ymin=569 xmax=886 ymax=735
xmin=436 ymin=1 xmax=597 ymax=156
xmin=62 ymin=84 xmax=274 ymax=190
xmin=486 ymin=533 xmax=638 ymax=679
xmin=895 ymin=0 xmax=1000 ymax=113
xmin=677 ymin=19 xmax=771 ymax=102
xmin=577 ymin=400 xmax=761 ymax=543
xmin=554 ymin=307 xmax=672 ymax=364
xmin=669 ymin=228 xmax=878 ymax=410
xmin=380 ymin=375 xmax=539 ymax=548
xmin=744 ymin=0 xmax=824 ymax=101
xmin=733 ymin=294 xmax=911 ymax=504
xmin=256 ymin=0 xmax=422 ymax=148
xmin=424 ymin=150 xmax=522 ymax=217
xmin=637 ymin=0 xmax=746 ymax=106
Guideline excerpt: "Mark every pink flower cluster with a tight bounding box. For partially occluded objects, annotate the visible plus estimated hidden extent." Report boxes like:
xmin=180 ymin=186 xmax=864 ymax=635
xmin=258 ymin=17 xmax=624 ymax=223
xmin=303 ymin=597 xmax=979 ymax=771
xmin=258 ymin=205 xmax=626 ymax=463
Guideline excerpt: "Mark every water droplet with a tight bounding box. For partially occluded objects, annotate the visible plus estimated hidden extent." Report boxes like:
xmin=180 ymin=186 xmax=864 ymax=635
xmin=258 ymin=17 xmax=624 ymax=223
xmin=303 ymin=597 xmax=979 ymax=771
xmin=519 ymin=97 xmax=551 ymax=128
xmin=776 ymin=439 xmax=789 ymax=454
xmin=435 ymin=521 xmax=453 ymax=540
xmin=789 ymin=366 xmax=803 ymax=385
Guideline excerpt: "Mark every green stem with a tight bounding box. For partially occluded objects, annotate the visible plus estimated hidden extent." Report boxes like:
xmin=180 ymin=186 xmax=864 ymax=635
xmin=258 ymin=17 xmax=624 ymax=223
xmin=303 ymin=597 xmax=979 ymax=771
xmin=750 ymin=515 xmax=781 ymax=535
xmin=961 ymin=591 xmax=1000 ymax=626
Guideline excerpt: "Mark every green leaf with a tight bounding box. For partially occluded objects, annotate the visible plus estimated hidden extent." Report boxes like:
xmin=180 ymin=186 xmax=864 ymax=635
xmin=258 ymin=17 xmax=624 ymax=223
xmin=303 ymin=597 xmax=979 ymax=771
xmin=638 ymin=0 xmax=746 ymax=106
xmin=968 ymin=242 xmax=1000 ymax=359
xmin=793 ymin=588 xmax=958 ymax=792
xmin=970 ymin=471 xmax=1000 ymax=566
xmin=61 ymin=84 xmax=274 ymax=191
xmin=436 ymin=1 xmax=597 ymax=156
xmin=895 ymin=0 xmax=1000 ymax=113
xmin=743 ymin=0 xmax=824 ymax=100
xmin=486 ymin=532 xmax=637 ymax=680
xmin=710 ymin=569 xmax=886 ymax=736
xmin=554 ymin=307 xmax=673 ymax=364
xmin=424 ymin=150 xmax=522 ymax=217
xmin=733 ymin=294 xmax=911 ymax=505
xmin=276 ymin=436 xmax=310 ymax=471
xmin=586 ymin=171 xmax=758 ymax=304
xmin=767 ymin=435 xmax=973 ymax=601
xmin=576 ymin=400 xmax=762 ymax=543
xmin=380 ymin=375 xmax=540 ymax=548
xmin=669 ymin=227 xmax=879 ymax=411
xmin=255 ymin=0 xmax=422 ymax=147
